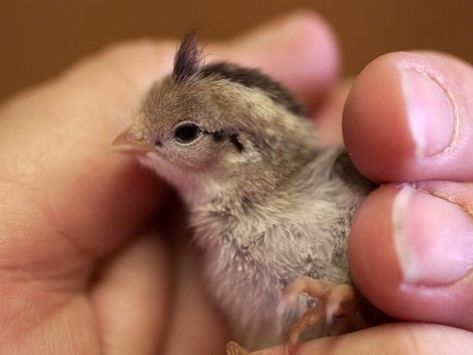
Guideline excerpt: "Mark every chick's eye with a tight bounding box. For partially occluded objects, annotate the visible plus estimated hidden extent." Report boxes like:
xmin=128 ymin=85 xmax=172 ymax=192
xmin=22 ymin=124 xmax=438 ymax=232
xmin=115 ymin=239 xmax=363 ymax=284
xmin=173 ymin=122 xmax=201 ymax=144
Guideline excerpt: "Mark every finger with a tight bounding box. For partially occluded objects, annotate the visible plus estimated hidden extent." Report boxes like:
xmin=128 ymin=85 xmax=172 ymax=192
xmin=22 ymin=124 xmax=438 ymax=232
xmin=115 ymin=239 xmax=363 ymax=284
xmin=91 ymin=228 xmax=172 ymax=355
xmin=1 ymin=227 xmax=173 ymax=354
xmin=0 ymin=10 xmax=341 ymax=268
xmin=0 ymin=40 xmax=173 ymax=266
xmin=251 ymin=323 xmax=473 ymax=355
xmin=163 ymin=244 xmax=229 ymax=355
xmin=343 ymin=51 xmax=473 ymax=182
xmin=349 ymin=183 xmax=473 ymax=330
xmin=313 ymin=80 xmax=352 ymax=145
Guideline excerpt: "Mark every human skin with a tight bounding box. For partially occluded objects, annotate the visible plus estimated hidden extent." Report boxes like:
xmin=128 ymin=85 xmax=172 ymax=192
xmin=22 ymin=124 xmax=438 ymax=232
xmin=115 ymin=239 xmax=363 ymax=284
xmin=1 ymin=10 xmax=473 ymax=355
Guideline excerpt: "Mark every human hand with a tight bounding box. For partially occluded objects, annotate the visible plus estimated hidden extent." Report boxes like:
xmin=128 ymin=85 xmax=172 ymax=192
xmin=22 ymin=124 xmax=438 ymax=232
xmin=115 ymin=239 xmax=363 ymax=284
xmin=1 ymin=9 xmax=472 ymax=355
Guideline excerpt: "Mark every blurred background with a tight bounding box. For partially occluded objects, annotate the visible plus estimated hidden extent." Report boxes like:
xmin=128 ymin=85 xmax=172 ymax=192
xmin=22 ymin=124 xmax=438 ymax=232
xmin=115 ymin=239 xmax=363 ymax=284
xmin=1 ymin=0 xmax=471 ymax=101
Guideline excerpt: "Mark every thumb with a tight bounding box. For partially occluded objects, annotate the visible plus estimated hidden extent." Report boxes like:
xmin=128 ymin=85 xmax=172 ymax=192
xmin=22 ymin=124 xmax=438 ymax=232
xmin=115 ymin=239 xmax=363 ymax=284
xmin=349 ymin=183 xmax=473 ymax=330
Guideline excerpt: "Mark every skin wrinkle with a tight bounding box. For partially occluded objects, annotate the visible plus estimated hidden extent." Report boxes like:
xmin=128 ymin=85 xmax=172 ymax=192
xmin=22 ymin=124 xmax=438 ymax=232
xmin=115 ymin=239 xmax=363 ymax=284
xmin=47 ymin=296 xmax=99 ymax=354
xmin=396 ymin=324 xmax=426 ymax=355
xmin=2 ymin=268 xmax=92 ymax=297
xmin=0 ymin=177 xmax=95 ymax=287
xmin=41 ymin=195 xmax=98 ymax=262
xmin=0 ymin=176 xmax=98 ymax=349
xmin=412 ymin=182 xmax=473 ymax=219
xmin=429 ymin=191 xmax=473 ymax=218
xmin=2 ymin=281 xmax=94 ymax=350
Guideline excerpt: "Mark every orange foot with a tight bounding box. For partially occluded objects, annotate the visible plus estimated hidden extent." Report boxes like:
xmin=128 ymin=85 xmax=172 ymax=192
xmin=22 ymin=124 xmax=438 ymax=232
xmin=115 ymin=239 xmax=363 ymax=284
xmin=226 ymin=341 xmax=249 ymax=355
xmin=282 ymin=277 xmax=367 ymax=345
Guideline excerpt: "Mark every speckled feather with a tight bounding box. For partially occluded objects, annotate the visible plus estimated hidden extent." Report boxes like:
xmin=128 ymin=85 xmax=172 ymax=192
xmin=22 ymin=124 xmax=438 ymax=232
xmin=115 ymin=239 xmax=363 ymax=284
xmin=191 ymin=148 xmax=368 ymax=347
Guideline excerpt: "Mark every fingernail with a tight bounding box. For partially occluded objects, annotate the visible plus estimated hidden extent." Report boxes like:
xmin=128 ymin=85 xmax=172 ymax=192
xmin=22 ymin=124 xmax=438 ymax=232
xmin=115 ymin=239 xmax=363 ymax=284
xmin=400 ymin=67 xmax=456 ymax=157
xmin=392 ymin=185 xmax=473 ymax=286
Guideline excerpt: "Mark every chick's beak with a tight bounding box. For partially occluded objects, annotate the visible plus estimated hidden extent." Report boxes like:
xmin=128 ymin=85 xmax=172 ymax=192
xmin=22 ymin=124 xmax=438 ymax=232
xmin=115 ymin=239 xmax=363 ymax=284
xmin=111 ymin=128 xmax=155 ymax=154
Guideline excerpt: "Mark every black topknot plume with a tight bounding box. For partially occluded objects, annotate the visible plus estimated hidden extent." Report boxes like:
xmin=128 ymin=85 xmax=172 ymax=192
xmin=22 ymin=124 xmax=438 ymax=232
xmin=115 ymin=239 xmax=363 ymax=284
xmin=172 ymin=32 xmax=306 ymax=117
xmin=173 ymin=32 xmax=201 ymax=83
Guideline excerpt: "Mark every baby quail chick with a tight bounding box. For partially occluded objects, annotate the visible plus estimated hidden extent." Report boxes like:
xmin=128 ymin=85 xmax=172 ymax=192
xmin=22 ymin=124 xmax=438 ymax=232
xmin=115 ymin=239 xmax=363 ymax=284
xmin=113 ymin=34 xmax=377 ymax=353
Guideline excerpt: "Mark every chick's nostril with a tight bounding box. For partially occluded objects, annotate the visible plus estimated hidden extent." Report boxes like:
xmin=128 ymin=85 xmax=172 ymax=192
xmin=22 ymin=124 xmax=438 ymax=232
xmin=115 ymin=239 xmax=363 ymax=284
xmin=155 ymin=140 xmax=163 ymax=147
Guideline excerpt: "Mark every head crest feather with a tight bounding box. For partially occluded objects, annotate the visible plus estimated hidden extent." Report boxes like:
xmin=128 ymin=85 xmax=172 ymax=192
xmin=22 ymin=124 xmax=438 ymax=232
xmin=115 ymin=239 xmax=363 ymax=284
xmin=173 ymin=32 xmax=201 ymax=82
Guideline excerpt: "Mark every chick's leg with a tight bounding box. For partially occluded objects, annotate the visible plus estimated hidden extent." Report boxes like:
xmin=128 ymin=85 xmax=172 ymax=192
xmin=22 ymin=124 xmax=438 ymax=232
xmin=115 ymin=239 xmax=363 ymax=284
xmin=283 ymin=277 xmax=366 ymax=345
xmin=226 ymin=341 xmax=249 ymax=355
